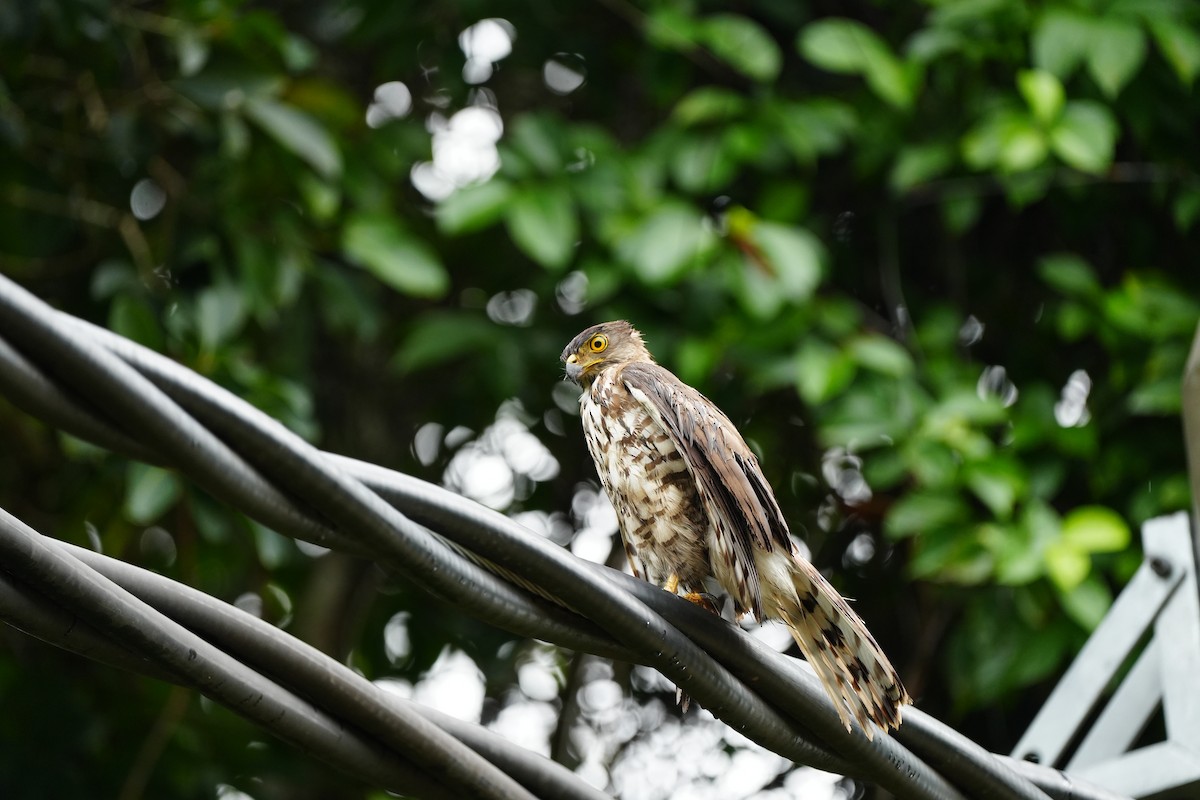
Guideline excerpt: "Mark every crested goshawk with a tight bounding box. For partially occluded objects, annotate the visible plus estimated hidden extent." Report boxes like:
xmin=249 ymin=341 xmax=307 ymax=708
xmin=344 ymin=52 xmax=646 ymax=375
xmin=562 ymin=320 xmax=910 ymax=736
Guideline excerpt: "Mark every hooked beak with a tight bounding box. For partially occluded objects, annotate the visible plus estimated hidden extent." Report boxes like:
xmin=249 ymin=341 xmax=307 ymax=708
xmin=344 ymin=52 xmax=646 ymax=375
xmin=563 ymin=352 xmax=585 ymax=382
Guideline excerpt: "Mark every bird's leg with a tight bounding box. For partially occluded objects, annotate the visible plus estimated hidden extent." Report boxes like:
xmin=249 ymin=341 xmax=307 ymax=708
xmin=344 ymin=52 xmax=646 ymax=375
xmin=663 ymin=574 xmax=722 ymax=616
xmin=661 ymin=574 xmax=719 ymax=713
xmin=663 ymin=574 xmax=693 ymax=711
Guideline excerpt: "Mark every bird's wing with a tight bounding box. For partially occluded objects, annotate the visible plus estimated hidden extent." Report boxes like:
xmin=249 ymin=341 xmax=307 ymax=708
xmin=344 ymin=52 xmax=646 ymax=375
xmin=620 ymin=361 xmax=791 ymax=617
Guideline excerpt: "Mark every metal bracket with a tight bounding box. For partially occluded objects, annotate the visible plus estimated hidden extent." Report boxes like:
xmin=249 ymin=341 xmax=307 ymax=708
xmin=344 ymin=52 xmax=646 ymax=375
xmin=1012 ymin=512 xmax=1200 ymax=798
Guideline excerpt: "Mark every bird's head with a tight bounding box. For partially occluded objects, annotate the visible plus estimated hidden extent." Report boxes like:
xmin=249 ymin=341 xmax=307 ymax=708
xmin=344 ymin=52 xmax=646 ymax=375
xmin=561 ymin=320 xmax=652 ymax=385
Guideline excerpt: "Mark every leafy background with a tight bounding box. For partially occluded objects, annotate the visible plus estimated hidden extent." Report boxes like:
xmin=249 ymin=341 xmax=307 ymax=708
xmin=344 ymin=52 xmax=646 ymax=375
xmin=2 ymin=0 xmax=1199 ymax=798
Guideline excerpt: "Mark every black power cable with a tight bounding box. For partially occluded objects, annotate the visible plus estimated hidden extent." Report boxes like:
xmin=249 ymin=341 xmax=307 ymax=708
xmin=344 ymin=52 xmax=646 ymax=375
xmin=0 ymin=273 xmax=1129 ymax=800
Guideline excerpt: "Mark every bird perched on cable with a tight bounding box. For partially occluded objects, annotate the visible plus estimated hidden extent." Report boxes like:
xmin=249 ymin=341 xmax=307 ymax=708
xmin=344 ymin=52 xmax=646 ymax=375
xmin=561 ymin=320 xmax=910 ymax=737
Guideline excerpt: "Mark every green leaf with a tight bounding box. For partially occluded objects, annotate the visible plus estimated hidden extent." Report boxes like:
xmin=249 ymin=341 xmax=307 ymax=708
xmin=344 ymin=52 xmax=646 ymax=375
xmin=670 ymin=134 xmax=736 ymax=193
xmin=814 ymin=296 xmax=861 ymax=338
xmin=757 ymin=182 xmax=810 ymax=224
xmin=863 ymin=448 xmax=907 ymax=490
xmin=109 ymin=295 xmax=163 ymax=350
xmin=771 ymin=99 xmax=857 ymax=165
xmin=1174 ymin=187 xmax=1200 ymax=231
xmin=992 ymin=513 xmax=1052 ymax=585
xmin=220 ymin=110 xmax=250 ymax=158
xmin=1053 ymin=303 xmax=1096 ymax=345
xmin=905 ymin=439 xmax=959 ymax=489
xmin=1044 ymin=538 xmax=1090 ymax=590
xmin=947 ymin=599 xmax=1071 ymax=709
xmin=1086 ymin=19 xmax=1146 ymax=97
xmin=848 ymin=334 xmax=912 ymax=377
xmin=1038 ymin=253 xmax=1100 ymax=297
xmin=859 ymin=448 xmax=902 ymax=491
xmin=730 ymin=222 xmax=822 ymax=319
xmin=91 ymin=260 xmax=140 ymax=300
xmin=1003 ymin=129 xmax=1048 ymax=172
xmin=723 ymin=123 xmax=766 ymax=165
xmin=928 ymin=0 xmax=1013 ymax=29
xmin=672 ymin=337 xmax=718 ymax=386
xmin=1149 ymin=18 xmax=1200 ymax=86
xmin=1017 ymin=69 xmax=1064 ymax=125
xmin=342 ymin=213 xmax=450 ymax=298
xmin=1061 ymin=506 xmax=1130 ymax=553
xmin=963 ymin=108 xmax=1047 ymax=173
xmin=798 ymin=19 xmax=916 ymax=108
xmin=673 ymin=87 xmax=748 ymax=126
xmin=799 ymin=18 xmax=882 ymax=72
xmin=910 ymin=534 xmax=994 ymax=584
xmin=732 ymin=256 xmax=786 ymax=320
xmin=437 ymin=180 xmax=514 ymax=235
xmin=1055 ymin=301 xmax=1091 ymax=341
xmin=509 ymin=115 xmax=562 ymax=176
xmin=393 ymin=313 xmax=501 ymax=373
xmin=1001 ymin=170 xmax=1053 ymax=207
xmin=890 ymin=142 xmax=955 ymax=193
xmin=886 ymin=491 xmax=971 ymax=539
xmin=190 ymin=495 xmax=232 ymax=543
xmin=1010 ymin=623 xmax=1071 ymax=688
xmin=965 ymin=459 xmax=1026 ymax=519
xmin=505 ymin=184 xmax=578 ymax=270
xmin=196 ymin=283 xmax=247 ymax=350
xmin=1127 ymin=375 xmax=1182 ymax=415
xmin=752 ymin=222 xmax=824 ymax=301
xmin=125 ymin=464 xmax=181 ymax=524
xmin=906 ymin=27 xmax=963 ymax=63
xmin=645 ymin=7 xmax=701 ymax=51
xmin=996 ymin=114 xmax=1047 ymax=171
xmin=700 ymin=14 xmax=782 ymax=82
xmin=1050 ymin=101 xmax=1117 ymax=173
xmin=173 ymin=70 xmax=285 ymax=109
xmin=617 ymin=202 xmax=713 ymax=285
xmin=243 ymin=96 xmax=342 ymax=178
xmin=867 ymin=61 xmax=918 ymax=110
xmin=1026 ymin=460 xmax=1068 ymax=501
xmin=251 ymin=521 xmax=293 ymax=570
xmin=795 ymin=339 xmax=856 ymax=404
xmin=1022 ymin=498 xmax=1061 ymax=544
xmin=280 ymin=35 xmax=317 ymax=72
xmin=1032 ymin=10 xmax=1093 ymax=78
xmin=176 ymin=28 xmax=210 ymax=77
xmin=927 ymin=390 xmax=1007 ymax=426
xmin=982 ymin=523 xmax=1045 ymax=586
xmin=1103 ymin=277 xmax=1200 ymax=339
xmin=298 ymin=173 xmax=340 ymax=222
xmin=819 ymin=387 xmax=916 ymax=447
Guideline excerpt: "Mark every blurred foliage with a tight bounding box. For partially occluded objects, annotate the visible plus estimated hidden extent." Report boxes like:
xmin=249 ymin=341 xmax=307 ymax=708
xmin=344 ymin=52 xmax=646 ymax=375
xmin=2 ymin=0 xmax=1200 ymax=797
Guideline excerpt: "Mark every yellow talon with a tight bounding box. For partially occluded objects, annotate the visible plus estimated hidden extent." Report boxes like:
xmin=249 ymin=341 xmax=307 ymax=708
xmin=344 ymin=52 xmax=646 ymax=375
xmin=664 ymin=574 xmax=680 ymax=594
xmin=683 ymin=592 xmax=722 ymax=615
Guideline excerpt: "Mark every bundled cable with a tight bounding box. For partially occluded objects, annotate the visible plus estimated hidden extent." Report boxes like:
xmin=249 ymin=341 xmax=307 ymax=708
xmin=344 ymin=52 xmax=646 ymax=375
xmin=0 ymin=273 xmax=1127 ymax=800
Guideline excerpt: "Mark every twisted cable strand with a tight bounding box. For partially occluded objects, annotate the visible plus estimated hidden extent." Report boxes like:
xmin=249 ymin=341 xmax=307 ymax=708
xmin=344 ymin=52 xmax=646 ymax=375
xmin=0 ymin=509 xmax=466 ymax=800
xmin=0 ymin=273 xmax=1124 ymax=800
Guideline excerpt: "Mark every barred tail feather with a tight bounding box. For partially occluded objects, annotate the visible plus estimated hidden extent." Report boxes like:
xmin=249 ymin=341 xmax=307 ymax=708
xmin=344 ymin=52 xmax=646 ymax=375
xmin=758 ymin=548 xmax=911 ymax=738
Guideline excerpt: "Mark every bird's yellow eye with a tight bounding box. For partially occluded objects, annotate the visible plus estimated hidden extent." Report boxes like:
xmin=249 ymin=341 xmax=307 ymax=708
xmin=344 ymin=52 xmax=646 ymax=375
xmin=588 ymin=334 xmax=608 ymax=353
